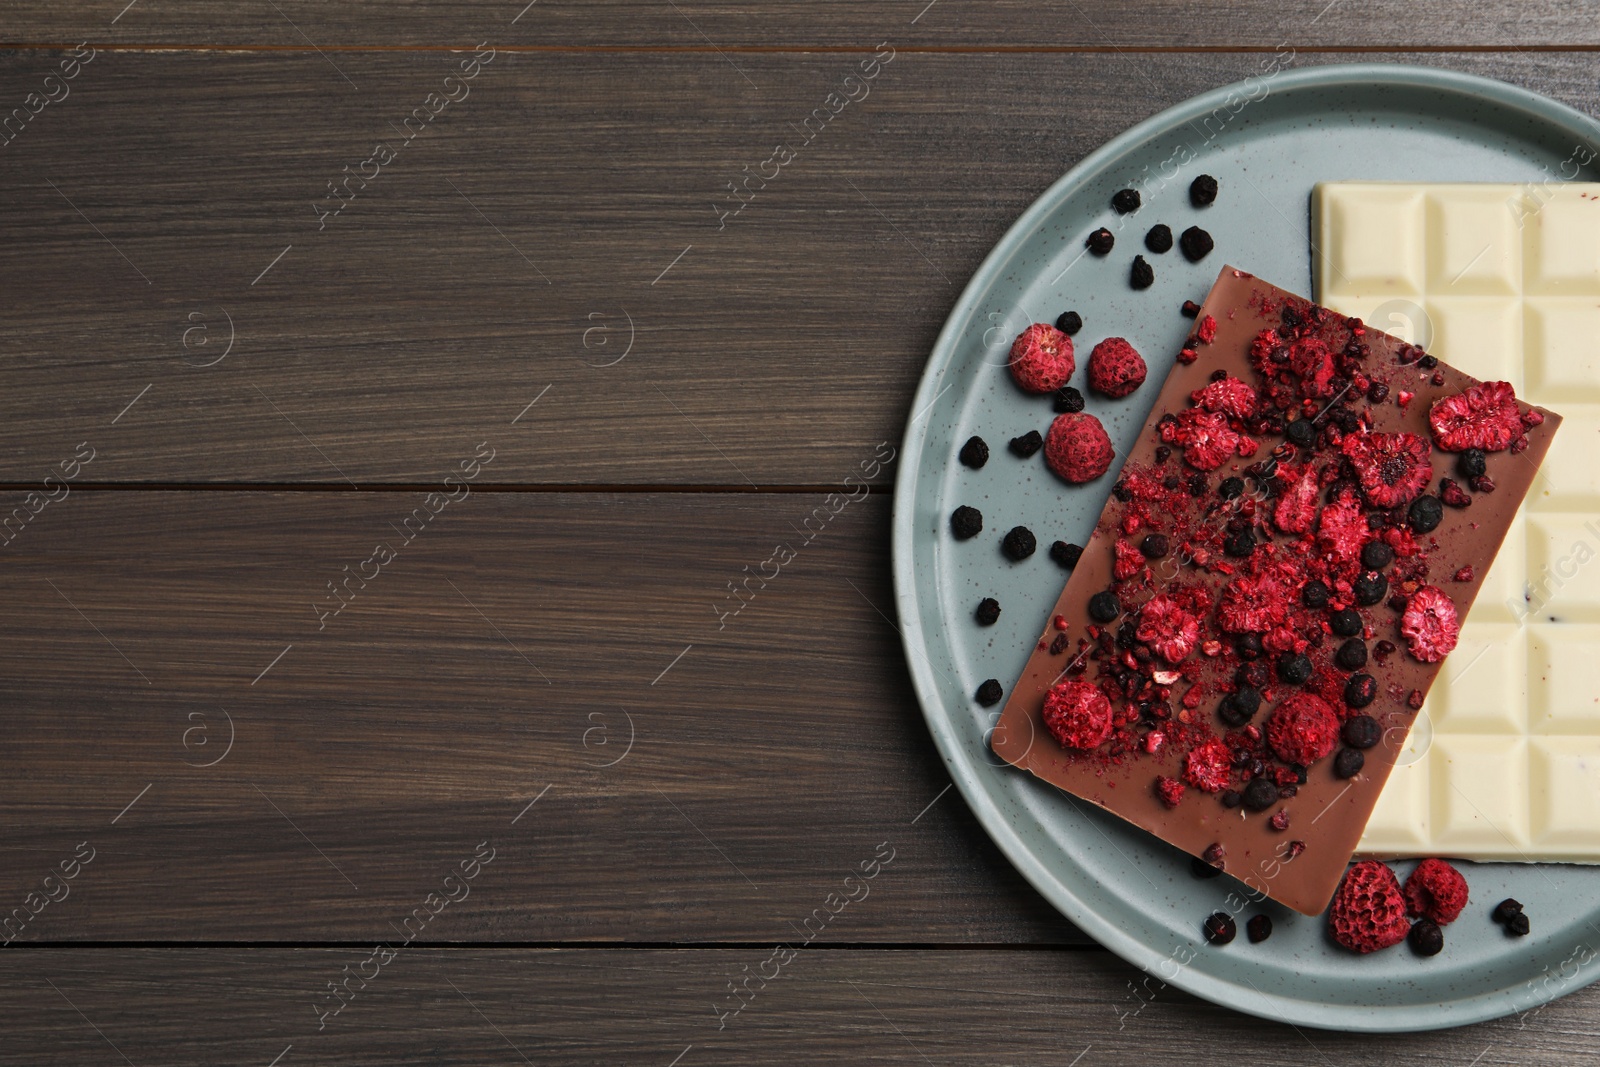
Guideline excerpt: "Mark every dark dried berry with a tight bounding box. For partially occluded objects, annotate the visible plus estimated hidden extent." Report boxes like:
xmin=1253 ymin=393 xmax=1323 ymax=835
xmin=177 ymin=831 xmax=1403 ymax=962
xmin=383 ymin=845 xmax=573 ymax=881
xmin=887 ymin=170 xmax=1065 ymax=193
xmin=1203 ymin=912 xmax=1237 ymax=945
xmin=1190 ymin=174 xmax=1219 ymax=207
xmin=1050 ymin=541 xmax=1083 ymax=568
xmin=1001 ymin=526 xmax=1037 ymax=561
xmin=1492 ymin=898 xmax=1524 ymax=924
xmin=1345 ymin=673 xmax=1377 ymax=708
xmin=1277 ymin=652 xmax=1313 ymax=685
xmin=1342 ymin=714 xmax=1381 ymax=749
xmin=1112 ymin=187 xmax=1141 ymax=214
xmin=958 ymin=436 xmax=989 ymax=469
xmin=1179 ymin=226 xmax=1214 ymax=262
xmin=1470 ymin=474 xmax=1496 ymax=494
xmin=1009 ymin=430 xmax=1044 ymax=458
xmin=1409 ymin=495 xmax=1444 ymax=533
xmin=1244 ymin=776 xmax=1279 ymax=812
xmin=1302 ymin=580 xmax=1331 ymax=609
xmin=1286 ymin=419 xmax=1315 ymax=447
xmin=1181 ymin=299 xmax=1202 ymax=318
xmin=1506 ymin=912 xmax=1531 ymax=937
xmin=1331 ymin=609 xmax=1363 ymax=638
xmin=1163 ymin=474 xmax=1182 ymax=491
xmin=1188 ymin=474 xmax=1208 ymax=497
xmin=1333 ymin=747 xmax=1365 ymax=778
xmin=1219 ymin=687 xmax=1261 ymax=727
xmin=1440 ymin=478 xmax=1472 ymax=508
xmin=1202 ymin=842 xmax=1226 ymax=868
xmin=1140 ymin=534 xmax=1170 ymax=559
xmin=1088 ymin=590 xmax=1121 ymax=623
xmin=951 ymin=506 xmax=983 ymax=540
xmin=1247 ymin=914 xmax=1273 ymax=943
xmin=1086 ymin=227 xmax=1115 ymax=255
xmin=1236 ymin=633 xmax=1264 ymax=661
xmin=1409 ymin=918 xmax=1444 ymax=957
xmin=975 ymin=679 xmax=1003 ymax=706
xmin=1354 ymin=570 xmax=1389 ymax=606
xmin=1220 ymin=790 xmax=1243 ymax=809
xmin=1130 ymin=255 xmax=1155 ymax=290
xmin=1112 ymin=482 xmax=1132 ymax=502
xmin=1145 ymin=224 xmax=1173 ymax=253
xmin=1192 ymin=855 xmax=1225 ymax=879
xmin=1218 ymin=477 xmax=1245 ymax=500
xmin=1361 ymin=541 xmax=1394 ymax=570
xmin=1368 ymin=381 xmax=1390 ymax=403
xmin=1236 ymin=661 xmax=1270 ymax=690
xmin=1224 ymin=530 xmax=1256 ymax=559
xmin=975 ymin=598 xmax=1001 ymax=626
xmin=1054 ymin=385 xmax=1086 ymax=413
xmin=1055 ymin=311 xmax=1083 ymax=336
xmin=1049 ymin=633 xmax=1069 ymax=655
xmin=1457 ymin=448 xmax=1487 ymax=479
xmin=1418 ymin=354 xmax=1439 ymax=370
xmin=1335 ymin=638 xmax=1369 ymax=670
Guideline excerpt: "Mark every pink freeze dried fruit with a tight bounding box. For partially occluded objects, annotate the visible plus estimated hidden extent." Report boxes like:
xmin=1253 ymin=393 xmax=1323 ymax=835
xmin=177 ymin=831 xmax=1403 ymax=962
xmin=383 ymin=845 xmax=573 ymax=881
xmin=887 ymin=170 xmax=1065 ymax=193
xmin=1041 ymin=680 xmax=1112 ymax=750
xmin=1330 ymin=861 xmax=1411 ymax=954
xmin=1136 ymin=594 xmax=1199 ymax=664
xmin=1044 ymin=412 xmax=1115 ymax=484
xmin=1342 ymin=431 xmax=1433 ymax=508
xmin=1266 ymin=693 xmax=1340 ymax=766
xmin=1429 ymin=380 xmax=1524 ymax=452
xmin=1189 ymin=375 xmax=1257 ymax=419
xmin=1183 ymin=738 xmax=1233 ymax=793
xmin=1160 ymin=409 xmax=1258 ymax=472
xmin=1403 ymin=858 xmax=1469 ymax=925
xmin=1008 ymin=322 xmax=1075 ymax=394
xmin=1400 ymin=585 xmax=1459 ymax=663
xmin=1087 ymin=337 xmax=1148 ymax=398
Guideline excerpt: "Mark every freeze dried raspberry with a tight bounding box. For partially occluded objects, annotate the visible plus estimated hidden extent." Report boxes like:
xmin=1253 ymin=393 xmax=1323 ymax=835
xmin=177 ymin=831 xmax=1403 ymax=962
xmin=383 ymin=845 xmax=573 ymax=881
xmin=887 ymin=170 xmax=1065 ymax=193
xmin=1287 ymin=337 xmax=1337 ymax=398
xmin=1266 ymin=692 xmax=1340 ymax=766
xmin=1113 ymin=538 xmax=1146 ymax=581
xmin=1343 ymin=431 xmax=1433 ymax=508
xmin=1196 ymin=314 xmax=1218 ymax=344
xmin=1317 ymin=488 xmax=1368 ymax=563
xmin=1161 ymin=409 xmax=1258 ymax=472
xmin=1045 ymin=412 xmax=1115 ymax=484
xmin=1008 ymin=322 xmax=1076 ymax=394
xmin=1454 ymin=565 xmax=1474 ymax=582
xmin=1429 ymin=380 xmax=1523 ymax=452
xmin=1088 ymin=337 xmax=1148 ymax=399
xmin=1439 ymin=478 xmax=1472 ymax=508
xmin=1137 ymin=595 xmax=1199 ymax=664
xmin=1156 ymin=776 xmax=1186 ymax=808
xmin=1041 ymin=680 xmax=1113 ymax=750
xmin=1183 ymin=738 xmax=1234 ymax=793
xmin=1177 ymin=347 xmax=1199 ymax=365
xmin=1190 ymin=375 xmax=1257 ymax=419
xmin=1400 ymin=585 xmax=1459 ymax=663
xmin=1403 ymin=858 xmax=1469 ymax=925
xmin=1329 ymin=861 xmax=1411 ymax=954
xmin=1273 ymin=462 xmax=1319 ymax=534
xmin=1217 ymin=562 xmax=1297 ymax=634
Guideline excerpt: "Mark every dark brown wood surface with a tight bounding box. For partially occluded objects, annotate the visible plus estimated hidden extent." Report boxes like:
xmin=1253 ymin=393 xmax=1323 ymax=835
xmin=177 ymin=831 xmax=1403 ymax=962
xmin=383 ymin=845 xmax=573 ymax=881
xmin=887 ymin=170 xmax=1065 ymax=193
xmin=2 ymin=4 xmax=1597 ymax=1060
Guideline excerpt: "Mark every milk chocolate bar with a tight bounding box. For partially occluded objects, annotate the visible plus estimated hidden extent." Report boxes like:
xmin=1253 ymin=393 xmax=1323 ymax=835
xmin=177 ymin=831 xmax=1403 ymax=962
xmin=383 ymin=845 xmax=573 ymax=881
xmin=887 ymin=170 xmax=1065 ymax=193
xmin=990 ymin=266 xmax=1561 ymax=915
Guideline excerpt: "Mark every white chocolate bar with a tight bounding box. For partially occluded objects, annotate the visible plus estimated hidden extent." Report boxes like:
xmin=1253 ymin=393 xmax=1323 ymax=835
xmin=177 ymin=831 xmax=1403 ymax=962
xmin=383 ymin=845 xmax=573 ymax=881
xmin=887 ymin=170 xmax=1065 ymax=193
xmin=1315 ymin=181 xmax=1600 ymax=860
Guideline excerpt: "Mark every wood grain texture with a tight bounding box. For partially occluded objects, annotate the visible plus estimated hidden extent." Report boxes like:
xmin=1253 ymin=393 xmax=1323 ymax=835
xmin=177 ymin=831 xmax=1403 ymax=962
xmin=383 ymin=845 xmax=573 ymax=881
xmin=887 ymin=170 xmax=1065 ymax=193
xmin=0 ymin=490 xmax=1077 ymax=943
xmin=0 ymin=50 xmax=1597 ymax=484
xmin=4 ymin=0 xmax=1600 ymax=49
xmin=5 ymin=946 xmax=1598 ymax=1065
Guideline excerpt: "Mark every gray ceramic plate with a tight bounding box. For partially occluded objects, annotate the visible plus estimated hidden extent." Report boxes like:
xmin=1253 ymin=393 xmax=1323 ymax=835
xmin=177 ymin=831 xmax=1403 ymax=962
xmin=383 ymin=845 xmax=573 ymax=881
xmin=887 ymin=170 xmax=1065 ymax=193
xmin=891 ymin=63 xmax=1600 ymax=1032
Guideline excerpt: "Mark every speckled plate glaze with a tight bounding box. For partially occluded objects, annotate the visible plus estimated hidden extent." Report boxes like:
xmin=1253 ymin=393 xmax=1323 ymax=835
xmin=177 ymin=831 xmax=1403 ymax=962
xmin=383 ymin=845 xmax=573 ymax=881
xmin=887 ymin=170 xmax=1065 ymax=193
xmin=891 ymin=64 xmax=1600 ymax=1032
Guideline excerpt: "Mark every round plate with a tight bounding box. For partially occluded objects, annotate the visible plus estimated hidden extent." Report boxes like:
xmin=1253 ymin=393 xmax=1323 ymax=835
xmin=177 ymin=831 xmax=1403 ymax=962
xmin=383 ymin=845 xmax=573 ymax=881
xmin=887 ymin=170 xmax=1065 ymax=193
xmin=891 ymin=63 xmax=1600 ymax=1032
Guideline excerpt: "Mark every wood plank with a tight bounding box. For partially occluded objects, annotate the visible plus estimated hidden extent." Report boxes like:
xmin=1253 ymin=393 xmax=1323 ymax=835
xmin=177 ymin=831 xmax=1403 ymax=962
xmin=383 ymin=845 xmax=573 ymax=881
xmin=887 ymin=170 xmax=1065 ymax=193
xmin=4 ymin=0 xmax=1599 ymax=49
xmin=0 ymin=490 xmax=1076 ymax=943
xmin=5 ymin=945 xmax=1597 ymax=1064
xmin=1 ymin=50 xmax=1598 ymax=484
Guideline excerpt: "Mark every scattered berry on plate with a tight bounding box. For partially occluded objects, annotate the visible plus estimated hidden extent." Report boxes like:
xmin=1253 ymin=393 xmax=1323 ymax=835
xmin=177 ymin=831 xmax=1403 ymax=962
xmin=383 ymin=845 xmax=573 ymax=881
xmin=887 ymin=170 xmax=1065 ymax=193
xmin=1055 ymin=310 xmax=1083 ymax=335
xmin=975 ymin=597 xmax=1001 ymax=626
xmin=1008 ymin=322 xmax=1076 ymax=393
xmin=1001 ymin=526 xmax=1037 ymax=561
xmin=1179 ymin=225 xmax=1214 ymax=262
xmin=958 ymin=435 xmax=989 ymax=468
xmin=1050 ymin=540 xmax=1083 ymax=568
xmin=1130 ymin=254 xmax=1155 ymax=290
xmin=1088 ymin=337 xmax=1148 ymax=398
xmin=1408 ymin=918 xmax=1444 ymax=957
xmin=1112 ymin=187 xmax=1141 ymax=214
xmin=1203 ymin=911 xmax=1237 ymax=945
xmin=1329 ymin=861 xmax=1410 ymax=954
xmin=1053 ymin=385 xmax=1086 ymax=413
xmin=1145 ymin=224 xmax=1173 ymax=253
xmin=1247 ymin=914 xmax=1273 ymax=943
xmin=950 ymin=505 xmax=983 ymax=540
xmin=975 ymin=679 xmax=1003 ymax=707
xmin=1044 ymin=412 xmax=1114 ymax=483
xmin=1189 ymin=174 xmax=1219 ymax=206
xmin=1009 ymin=430 xmax=1044 ymax=458
xmin=1403 ymin=858 xmax=1468 ymax=925
xmin=1086 ymin=227 xmax=1115 ymax=255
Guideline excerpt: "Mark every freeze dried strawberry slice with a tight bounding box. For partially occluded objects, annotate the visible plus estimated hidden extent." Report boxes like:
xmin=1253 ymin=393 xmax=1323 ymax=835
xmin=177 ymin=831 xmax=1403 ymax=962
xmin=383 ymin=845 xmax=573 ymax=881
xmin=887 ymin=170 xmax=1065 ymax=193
xmin=1428 ymin=380 xmax=1523 ymax=452
xmin=1329 ymin=861 xmax=1411 ymax=954
xmin=1316 ymin=487 xmax=1368 ymax=563
xmin=1189 ymin=375 xmax=1257 ymax=419
xmin=1160 ymin=409 xmax=1258 ymax=472
xmin=1400 ymin=585 xmax=1459 ymax=663
xmin=1342 ymin=431 xmax=1433 ymax=508
xmin=1113 ymin=539 xmax=1146 ymax=580
xmin=1273 ymin=462 xmax=1319 ymax=534
xmin=1217 ymin=561 xmax=1298 ymax=634
xmin=1288 ymin=337 xmax=1337 ymax=398
xmin=1183 ymin=738 xmax=1233 ymax=793
xmin=1136 ymin=594 xmax=1199 ymax=664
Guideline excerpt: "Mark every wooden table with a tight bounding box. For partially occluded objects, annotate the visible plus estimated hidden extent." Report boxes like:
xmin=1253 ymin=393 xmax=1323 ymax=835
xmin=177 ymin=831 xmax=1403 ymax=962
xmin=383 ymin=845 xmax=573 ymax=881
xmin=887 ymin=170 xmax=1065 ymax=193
xmin=1 ymin=3 xmax=1596 ymax=1061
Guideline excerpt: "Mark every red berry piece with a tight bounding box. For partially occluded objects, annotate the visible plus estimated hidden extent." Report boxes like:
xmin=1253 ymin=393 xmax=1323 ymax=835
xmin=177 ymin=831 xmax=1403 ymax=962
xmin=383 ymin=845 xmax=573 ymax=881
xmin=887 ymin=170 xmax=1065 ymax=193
xmin=1008 ymin=322 xmax=1075 ymax=394
xmin=1183 ymin=738 xmax=1234 ymax=793
xmin=1160 ymin=408 xmax=1257 ymax=471
xmin=1402 ymin=858 xmax=1469 ymax=925
xmin=1400 ymin=586 xmax=1460 ymax=663
xmin=1156 ymin=775 xmax=1186 ymax=808
xmin=1342 ymin=431 xmax=1433 ymax=508
xmin=1439 ymin=477 xmax=1473 ymax=508
xmin=1087 ymin=337 xmax=1148 ymax=399
xmin=1044 ymin=412 xmax=1115 ymax=484
xmin=1189 ymin=375 xmax=1257 ymax=418
xmin=1329 ymin=861 xmax=1411 ymax=954
xmin=1041 ymin=680 xmax=1113 ymax=751
xmin=1429 ymin=380 xmax=1525 ymax=452
xmin=1136 ymin=594 xmax=1199 ymax=664
xmin=1265 ymin=693 xmax=1340 ymax=766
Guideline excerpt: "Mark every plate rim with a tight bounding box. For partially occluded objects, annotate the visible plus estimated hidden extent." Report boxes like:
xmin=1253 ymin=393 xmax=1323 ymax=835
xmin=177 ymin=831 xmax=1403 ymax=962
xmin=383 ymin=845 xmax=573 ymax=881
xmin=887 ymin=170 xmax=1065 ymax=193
xmin=889 ymin=60 xmax=1600 ymax=1033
